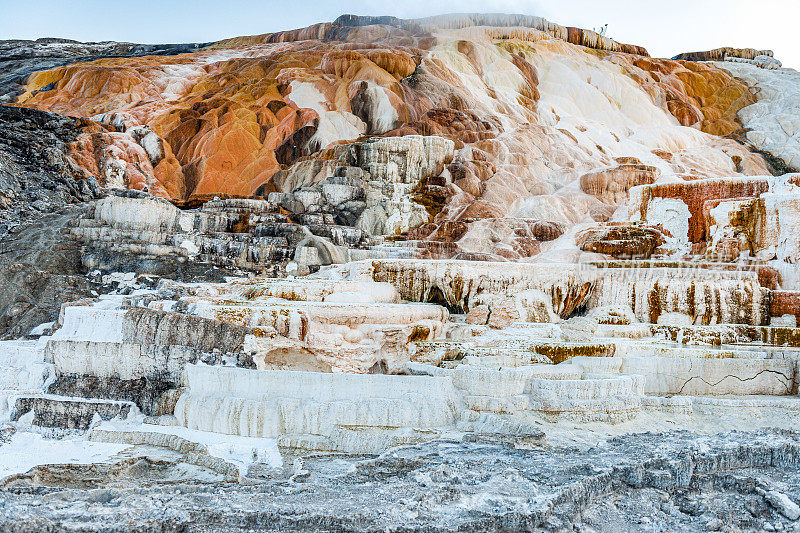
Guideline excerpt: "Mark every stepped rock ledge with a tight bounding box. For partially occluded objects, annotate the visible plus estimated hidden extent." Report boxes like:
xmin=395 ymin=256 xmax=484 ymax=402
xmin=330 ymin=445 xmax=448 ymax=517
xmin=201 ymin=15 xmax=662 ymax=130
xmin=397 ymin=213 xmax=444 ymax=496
xmin=1 ymin=12 xmax=800 ymax=532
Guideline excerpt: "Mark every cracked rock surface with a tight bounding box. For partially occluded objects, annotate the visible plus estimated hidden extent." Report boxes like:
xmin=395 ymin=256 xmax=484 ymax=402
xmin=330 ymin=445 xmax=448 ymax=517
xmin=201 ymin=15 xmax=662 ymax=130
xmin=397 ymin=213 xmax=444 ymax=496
xmin=1 ymin=430 xmax=799 ymax=532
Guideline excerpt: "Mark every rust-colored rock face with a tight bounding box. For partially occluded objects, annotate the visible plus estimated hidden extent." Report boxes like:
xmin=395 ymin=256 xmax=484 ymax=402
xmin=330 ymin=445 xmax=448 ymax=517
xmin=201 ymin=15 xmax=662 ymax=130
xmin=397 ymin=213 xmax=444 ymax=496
xmin=771 ymin=291 xmax=800 ymax=322
xmin=701 ymin=197 xmax=762 ymax=261
xmin=16 ymin=42 xmax=421 ymax=199
xmin=633 ymin=177 xmax=770 ymax=243
xmin=11 ymin=13 xmax=766 ymax=210
xmin=577 ymin=225 xmax=665 ymax=259
xmin=673 ymin=48 xmax=774 ymax=62
xmin=7 ymin=12 xmax=778 ymax=267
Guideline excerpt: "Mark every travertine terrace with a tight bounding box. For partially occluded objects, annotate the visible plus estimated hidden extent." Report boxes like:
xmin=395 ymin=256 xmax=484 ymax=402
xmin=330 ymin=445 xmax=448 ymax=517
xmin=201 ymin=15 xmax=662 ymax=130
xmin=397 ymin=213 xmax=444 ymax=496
xmin=1 ymin=13 xmax=799 ymax=531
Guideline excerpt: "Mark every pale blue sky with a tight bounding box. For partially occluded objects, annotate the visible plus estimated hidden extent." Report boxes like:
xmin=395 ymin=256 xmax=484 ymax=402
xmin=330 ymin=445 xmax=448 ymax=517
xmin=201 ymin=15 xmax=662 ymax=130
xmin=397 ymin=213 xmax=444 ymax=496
xmin=1 ymin=0 xmax=797 ymax=68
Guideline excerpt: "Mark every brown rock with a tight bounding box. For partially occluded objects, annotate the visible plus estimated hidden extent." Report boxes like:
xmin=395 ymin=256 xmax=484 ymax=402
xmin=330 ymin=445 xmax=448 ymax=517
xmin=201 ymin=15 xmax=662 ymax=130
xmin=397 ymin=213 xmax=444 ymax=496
xmin=580 ymin=162 xmax=659 ymax=204
xmin=465 ymin=304 xmax=490 ymax=325
xmin=487 ymin=300 xmax=521 ymax=329
xmin=577 ymin=224 xmax=665 ymax=259
xmin=770 ymin=291 xmax=800 ymax=323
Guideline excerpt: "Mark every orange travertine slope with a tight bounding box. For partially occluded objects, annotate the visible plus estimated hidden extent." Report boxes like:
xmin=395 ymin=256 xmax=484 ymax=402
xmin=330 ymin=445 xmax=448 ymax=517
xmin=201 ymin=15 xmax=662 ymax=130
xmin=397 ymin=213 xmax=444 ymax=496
xmin=9 ymin=13 xmax=777 ymax=270
xmin=13 ymin=14 xmax=765 ymax=206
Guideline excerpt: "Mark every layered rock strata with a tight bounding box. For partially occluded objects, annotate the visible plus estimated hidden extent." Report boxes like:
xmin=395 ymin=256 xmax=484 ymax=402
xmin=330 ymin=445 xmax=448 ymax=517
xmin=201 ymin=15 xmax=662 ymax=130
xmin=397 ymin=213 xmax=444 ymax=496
xmin=1 ymin=11 xmax=800 ymax=526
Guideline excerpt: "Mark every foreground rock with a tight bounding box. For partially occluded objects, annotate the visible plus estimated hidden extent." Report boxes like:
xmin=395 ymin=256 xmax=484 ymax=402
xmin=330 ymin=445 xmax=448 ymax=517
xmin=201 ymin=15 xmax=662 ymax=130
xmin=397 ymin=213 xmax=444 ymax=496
xmin=1 ymin=10 xmax=799 ymax=533
xmin=1 ymin=430 xmax=799 ymax=532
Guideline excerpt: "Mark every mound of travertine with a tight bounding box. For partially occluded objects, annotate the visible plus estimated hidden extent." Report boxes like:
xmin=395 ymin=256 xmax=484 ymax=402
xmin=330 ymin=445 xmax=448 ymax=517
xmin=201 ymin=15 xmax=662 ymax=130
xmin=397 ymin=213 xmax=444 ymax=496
xmin=0 ymin=14 xmax=799 ymax=525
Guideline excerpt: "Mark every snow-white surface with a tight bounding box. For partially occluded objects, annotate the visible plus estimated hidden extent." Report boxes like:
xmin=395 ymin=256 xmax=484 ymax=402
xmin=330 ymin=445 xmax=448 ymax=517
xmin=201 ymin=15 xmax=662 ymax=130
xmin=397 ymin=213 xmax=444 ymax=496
xmin=286 ymin=80 xmax=366 ymax=151
xmin=0 ymin=339 xmax=52 ymax=394
xmin=0 ymin=431 xmax=128 ymax=479
xmin=718 ymin=62 xmax=800 ymax=170
xmin=94 ymin=420 xmax=283 ymax=470
xmin=645 ymin=197 xmax=691 ymax=244
xmin=50 ymin=304 xmax=126 ymax=344
xmin=174 ymin=364 xmax=461 ymax=441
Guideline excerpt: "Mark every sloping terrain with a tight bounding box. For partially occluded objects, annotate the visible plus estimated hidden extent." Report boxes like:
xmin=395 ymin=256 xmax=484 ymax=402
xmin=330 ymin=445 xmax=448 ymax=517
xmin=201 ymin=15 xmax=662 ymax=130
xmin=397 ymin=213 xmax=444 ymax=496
xmin=1 ymin=12 xmax=799 ymax=532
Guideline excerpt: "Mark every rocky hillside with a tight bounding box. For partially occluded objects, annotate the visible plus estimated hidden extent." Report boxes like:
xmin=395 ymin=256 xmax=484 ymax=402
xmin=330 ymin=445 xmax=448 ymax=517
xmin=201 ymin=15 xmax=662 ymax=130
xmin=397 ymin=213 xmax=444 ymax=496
xmin=1 ymin=13 xmax=800 ymax=532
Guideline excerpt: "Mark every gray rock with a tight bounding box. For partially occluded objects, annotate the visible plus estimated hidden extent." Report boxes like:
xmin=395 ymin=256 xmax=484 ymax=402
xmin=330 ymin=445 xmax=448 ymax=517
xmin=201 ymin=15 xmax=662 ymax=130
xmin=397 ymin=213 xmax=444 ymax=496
xmin=321 ymin=183 xmax=364 ymax=206
xmin=0 ymin=429 xmax=798 ymax=531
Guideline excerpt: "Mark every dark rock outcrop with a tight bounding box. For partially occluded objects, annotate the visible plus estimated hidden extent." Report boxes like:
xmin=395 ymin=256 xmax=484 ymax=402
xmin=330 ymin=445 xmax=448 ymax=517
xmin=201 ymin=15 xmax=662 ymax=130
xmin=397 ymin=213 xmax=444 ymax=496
xmin=10 ymin=396 xmax=133 ymax=430
xmin=0 ymin=207 xmax=95 ymax=338
xmin=0 ymin=105 xmax=101 ymax=235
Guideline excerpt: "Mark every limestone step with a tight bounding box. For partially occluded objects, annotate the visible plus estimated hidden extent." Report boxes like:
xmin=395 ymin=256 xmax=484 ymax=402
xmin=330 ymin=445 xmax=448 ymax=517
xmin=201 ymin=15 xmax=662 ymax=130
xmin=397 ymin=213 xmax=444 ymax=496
xmin=277 ymin=427 xmax=443 ymax=454
xmin=200 ymin=198 xmax=277 ymax=214
xmin=653 ymin=324 xmax=800 ymax=347
xmin=590 ymin=265 xmax=769 ymax=326
xmin=10 ymin=394 xmax=136 ymax=430
xmin=643 ymin=395 xmax=800 ymax=419
xmin=188 ymin=233 xmax=293 ymax=263
xmin=72 ymin=226 xmax=174 ymax=246
xmin=174 ymin=365 xmax=462 ymax=442
xmin=88 ymin=421 xmax=283 ymax=479
xmin=612 ymin=342 xmax=770 ymax=360
xmin=242 ymin=279 xmax=399 ymax=303
xmin=201 ymin=301 xmax=447 ymax=328
xmin=0 ymin=340 xmax=51 ymax=392
xmin=570 ymin=356 xmax=797 ymax=395
xmin=523 ymin=374 xmax=645 ymax=423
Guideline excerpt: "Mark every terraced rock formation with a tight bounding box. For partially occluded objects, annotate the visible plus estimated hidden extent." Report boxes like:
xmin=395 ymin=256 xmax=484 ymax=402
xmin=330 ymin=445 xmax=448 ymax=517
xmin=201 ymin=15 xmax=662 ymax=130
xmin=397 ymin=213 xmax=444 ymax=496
xmin=1 ymin=11 xmax=800 ymax=532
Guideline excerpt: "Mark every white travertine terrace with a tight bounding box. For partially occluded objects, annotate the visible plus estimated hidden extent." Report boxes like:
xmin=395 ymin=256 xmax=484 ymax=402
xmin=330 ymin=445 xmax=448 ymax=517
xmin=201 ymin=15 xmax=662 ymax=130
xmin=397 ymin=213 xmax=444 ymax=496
xmin=0 ymin=340 xmax=52 ymax=393
xmin=590 ymin=266 xmax=770 ymax=325
xmin=368 ymin=258 xmax=598 ymax=316
xmin=718 ymin=61 xmax=800 ymax=170
xmin=174 ymin=365 xmax=462 ymax=452
xmin=9 ymin=185 xmax=798 ymax=455
xmin=0 ymin=340 xmax=54 ymax=422
xmin=3 ymin=17 xmax=800 ymax=505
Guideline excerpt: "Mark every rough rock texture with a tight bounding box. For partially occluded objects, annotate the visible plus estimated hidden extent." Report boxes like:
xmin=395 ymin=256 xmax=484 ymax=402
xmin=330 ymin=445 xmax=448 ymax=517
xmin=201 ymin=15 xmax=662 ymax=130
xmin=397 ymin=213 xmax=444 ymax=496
xmin=10 ymin=395 xmax=133 ymax=430
xmin=2 ymin=12 xmax=800 ymax=531
xmin=0 ymin=105 xmax=101 ymax=235
xmin=0 ymin=206 xmax=95 ymax=338
xmin=580 ymin=161 xmax=659 ymax=204
xmin=1 ymin=430 xmax=800 ymax=532
xmin=576 ymin=224 xmax=665 ymax=259
xmin=772 ymin=291 xmax=800 ymax=325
